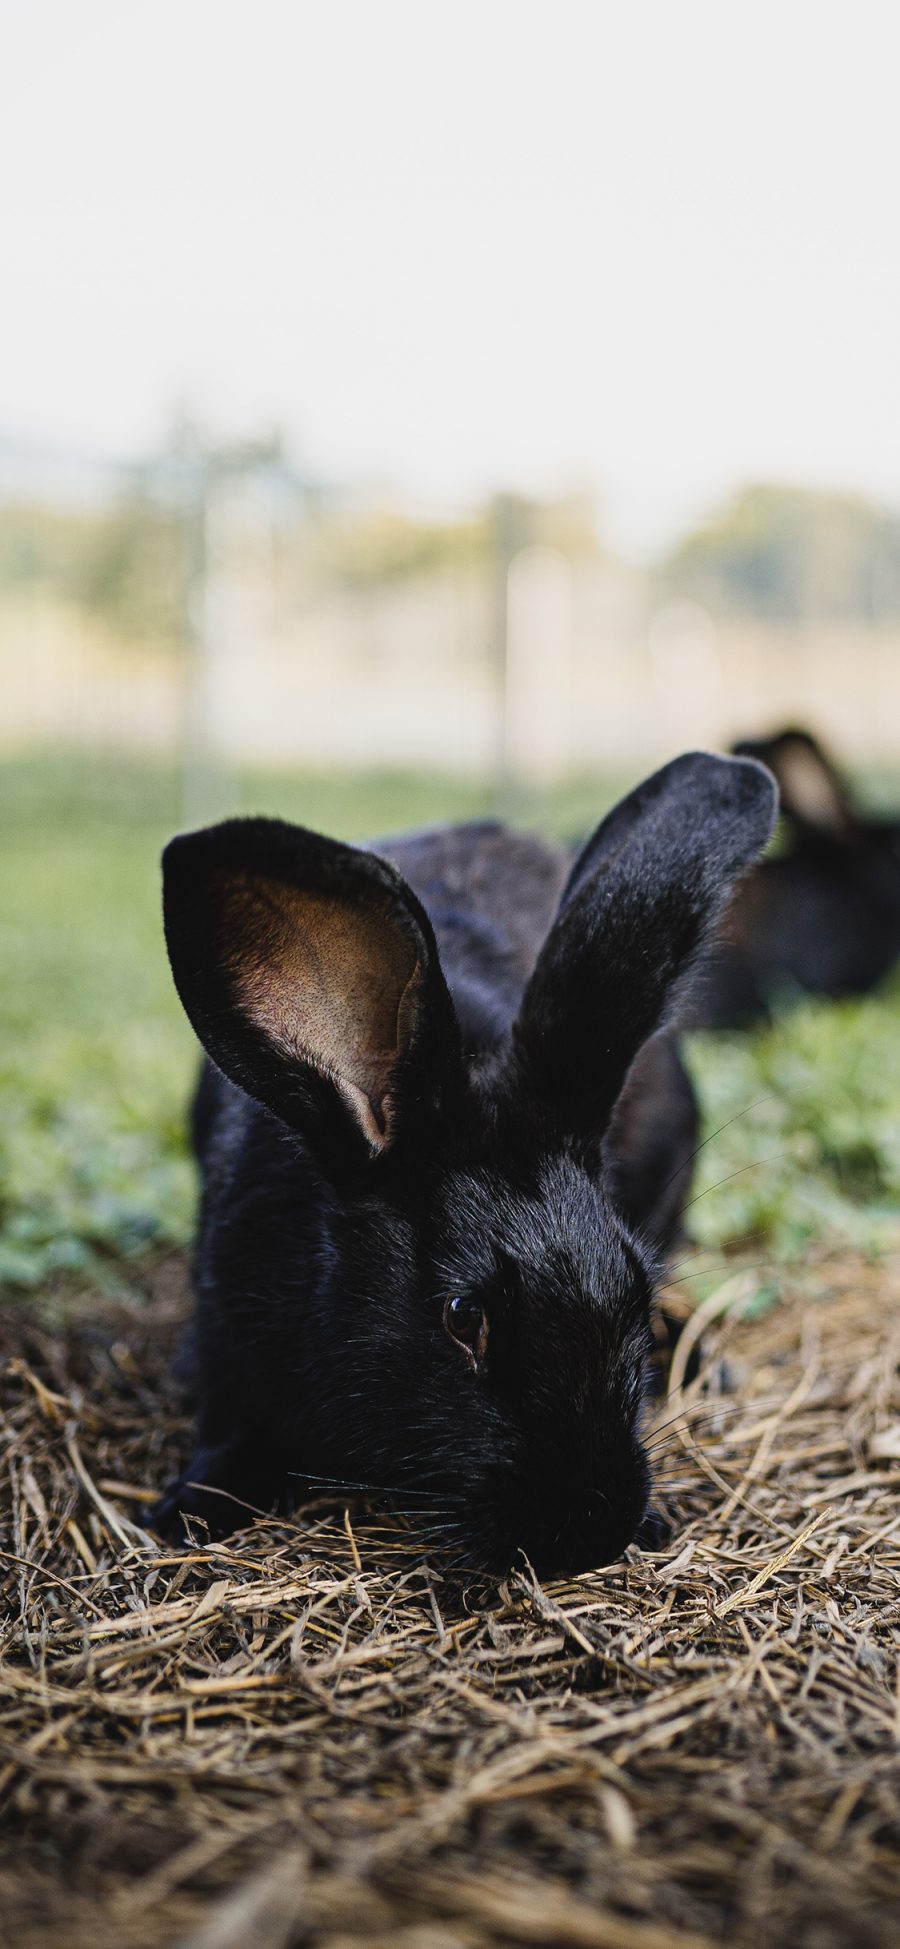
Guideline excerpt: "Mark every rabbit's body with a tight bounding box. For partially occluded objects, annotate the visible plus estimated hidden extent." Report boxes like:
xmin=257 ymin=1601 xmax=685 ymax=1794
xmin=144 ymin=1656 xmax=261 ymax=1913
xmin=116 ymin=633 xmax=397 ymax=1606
xmin=156 ymin=755 xmax=776 ymax=1572
xmin=379 ymin=821 xmax=570 ymax=1046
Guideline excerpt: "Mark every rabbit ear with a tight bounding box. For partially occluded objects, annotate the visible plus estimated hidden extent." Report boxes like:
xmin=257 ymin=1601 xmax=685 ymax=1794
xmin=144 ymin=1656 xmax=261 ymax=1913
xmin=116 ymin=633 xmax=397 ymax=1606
xmin=512 ymin=753 xmax=777 ymax=1146
xmin=163 ymin=817 xmax=461 ymax=1163
xmin=732 ymin=729 xmax=858 ymax=842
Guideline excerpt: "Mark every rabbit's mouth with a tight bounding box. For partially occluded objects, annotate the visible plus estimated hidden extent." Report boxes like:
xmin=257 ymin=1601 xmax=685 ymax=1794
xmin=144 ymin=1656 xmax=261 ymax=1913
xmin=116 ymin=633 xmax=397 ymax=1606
xmin=468 ymin=1446 xmax=652 ymax=1578
xmin=525 ymin=1492 xmax=650 ymax=1579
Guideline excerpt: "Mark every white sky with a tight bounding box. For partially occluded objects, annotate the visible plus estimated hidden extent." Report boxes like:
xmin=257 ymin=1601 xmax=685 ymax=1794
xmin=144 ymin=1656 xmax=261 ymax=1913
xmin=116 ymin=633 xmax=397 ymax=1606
xmin=2 ymin=0 xmax=900 ymax=553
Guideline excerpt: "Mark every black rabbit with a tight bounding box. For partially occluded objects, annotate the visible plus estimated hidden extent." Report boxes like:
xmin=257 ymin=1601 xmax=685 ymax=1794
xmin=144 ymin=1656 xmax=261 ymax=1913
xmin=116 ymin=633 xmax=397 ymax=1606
xmin=696 ymin=728 xmax=900 ymax=1027
xmin=155 ymin=752 xmax=775 ymax=1574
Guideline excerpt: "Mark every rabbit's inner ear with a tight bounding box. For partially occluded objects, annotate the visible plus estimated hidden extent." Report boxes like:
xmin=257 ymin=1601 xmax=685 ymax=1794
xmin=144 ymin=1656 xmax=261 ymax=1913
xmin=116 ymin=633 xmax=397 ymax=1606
xmin=218 ymin=872 xmax=422 ymax=1150
xmin=773 ymin=738 xmax=856 ymax=840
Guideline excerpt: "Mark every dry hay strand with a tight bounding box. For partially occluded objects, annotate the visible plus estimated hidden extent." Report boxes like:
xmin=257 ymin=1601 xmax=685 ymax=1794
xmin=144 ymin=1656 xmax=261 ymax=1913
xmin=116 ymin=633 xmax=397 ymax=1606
xmin=0 ymin=1250 xmax=899 ymax=1949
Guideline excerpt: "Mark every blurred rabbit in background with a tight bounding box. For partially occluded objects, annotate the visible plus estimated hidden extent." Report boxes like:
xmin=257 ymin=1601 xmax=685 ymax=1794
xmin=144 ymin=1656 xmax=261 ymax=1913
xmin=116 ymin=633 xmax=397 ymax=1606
xmin=694 ymin=728 xmax=900 ymax=1027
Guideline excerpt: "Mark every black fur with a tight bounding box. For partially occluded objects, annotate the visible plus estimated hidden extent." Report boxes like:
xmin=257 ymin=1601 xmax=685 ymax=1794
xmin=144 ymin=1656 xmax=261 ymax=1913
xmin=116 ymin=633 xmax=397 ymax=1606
xmin=695 ymin=728 xmax=900 ymax=1026
xmin=155 ymin=752 xmax=775 ymax=1574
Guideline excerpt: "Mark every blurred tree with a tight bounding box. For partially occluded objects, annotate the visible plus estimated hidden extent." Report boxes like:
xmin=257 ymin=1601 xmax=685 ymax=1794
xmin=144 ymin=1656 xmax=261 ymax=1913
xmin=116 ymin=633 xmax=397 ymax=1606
xmin=0 ymin=493 xmax=184 ymax=645
xmin=659 ymin=484 xmax=900 ymax=624
xmin=75 ymin=493 xmax=184 ymax=647
xmin=0 ymin=503 xmax=102 ymax=599
xmin=297 ymin=491 xmax=605 ymax=593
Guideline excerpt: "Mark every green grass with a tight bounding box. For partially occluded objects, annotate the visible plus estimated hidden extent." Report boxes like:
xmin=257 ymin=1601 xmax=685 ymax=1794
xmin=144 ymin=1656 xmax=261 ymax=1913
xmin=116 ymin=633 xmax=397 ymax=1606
xmin=686 ymin=993 xmax=900 ymax=1265
xmin=1 ymin=761 xmax=194 ymax=1291
xmin=2 ymin=749 xmax=898 ymax=1299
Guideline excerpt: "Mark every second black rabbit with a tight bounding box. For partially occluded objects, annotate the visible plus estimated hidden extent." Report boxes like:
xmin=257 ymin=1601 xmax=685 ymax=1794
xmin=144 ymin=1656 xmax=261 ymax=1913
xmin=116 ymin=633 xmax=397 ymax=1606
xmin=696 ymin=727 xmax=900 ymax=1026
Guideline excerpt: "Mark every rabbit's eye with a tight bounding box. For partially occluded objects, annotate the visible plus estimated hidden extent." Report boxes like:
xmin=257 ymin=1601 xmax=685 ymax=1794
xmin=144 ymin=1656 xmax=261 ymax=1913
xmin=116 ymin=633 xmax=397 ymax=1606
xmin=444 ymin=1295 xmax=489 ymax=1374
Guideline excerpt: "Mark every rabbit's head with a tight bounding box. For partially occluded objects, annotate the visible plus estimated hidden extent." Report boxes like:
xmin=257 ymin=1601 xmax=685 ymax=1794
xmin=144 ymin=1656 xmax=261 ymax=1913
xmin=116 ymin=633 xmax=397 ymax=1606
xmin=163 ymin=753 xmax=775 ymax=1572
xmin=733 ymin=727 xmax=860 ymax=845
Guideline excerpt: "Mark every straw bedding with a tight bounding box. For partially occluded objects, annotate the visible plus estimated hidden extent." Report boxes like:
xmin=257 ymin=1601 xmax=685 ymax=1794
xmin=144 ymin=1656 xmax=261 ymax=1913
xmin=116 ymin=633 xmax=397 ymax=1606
xmin=1 ymin=1251 xmax=898 ymax=1949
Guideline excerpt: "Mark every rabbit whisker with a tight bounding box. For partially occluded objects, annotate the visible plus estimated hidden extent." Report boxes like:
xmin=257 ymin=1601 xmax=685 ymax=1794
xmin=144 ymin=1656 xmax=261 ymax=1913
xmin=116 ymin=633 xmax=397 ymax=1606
xmin=665 ymin=1227 xmax=773 ymax=1273
xmin=656 ymin=1093 xmax=783 ymax=1203
xmin=286 ymin=1468 xmax=463 ymax=1504
xmin=661 ymin=1256 xmax=779 ymax=1290
xmin=679 ymin=1152 xmax=789 ymax=1216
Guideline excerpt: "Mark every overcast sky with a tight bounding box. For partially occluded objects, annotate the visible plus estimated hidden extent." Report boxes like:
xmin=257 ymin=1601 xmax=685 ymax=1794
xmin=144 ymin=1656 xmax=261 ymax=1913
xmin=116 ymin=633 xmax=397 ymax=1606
xmin=2 ymin=0 xmax=900 ymax=553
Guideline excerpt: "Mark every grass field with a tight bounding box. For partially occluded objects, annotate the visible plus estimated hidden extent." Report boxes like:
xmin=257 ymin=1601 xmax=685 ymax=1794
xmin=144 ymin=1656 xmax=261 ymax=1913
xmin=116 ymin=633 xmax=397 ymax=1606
xmin=3 ymin=746 xmax=900 ymax=1949
xmin=2 ymin=748 xmax=899 ymax=1303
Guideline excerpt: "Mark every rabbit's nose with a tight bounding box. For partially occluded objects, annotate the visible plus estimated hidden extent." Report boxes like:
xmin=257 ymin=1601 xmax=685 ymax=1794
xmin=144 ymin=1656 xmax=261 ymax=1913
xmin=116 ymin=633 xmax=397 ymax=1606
xmin=537 ymin=1513 xmax=641 ymax=1576
xmin=523 ymin=1467 xmax=650 ymax=1577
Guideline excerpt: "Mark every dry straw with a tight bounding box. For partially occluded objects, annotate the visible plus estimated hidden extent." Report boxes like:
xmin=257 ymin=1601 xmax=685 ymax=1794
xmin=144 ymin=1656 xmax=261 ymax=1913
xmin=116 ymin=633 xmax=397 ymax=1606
xmin=1 ymin=1250 xmax=899 ymax=1948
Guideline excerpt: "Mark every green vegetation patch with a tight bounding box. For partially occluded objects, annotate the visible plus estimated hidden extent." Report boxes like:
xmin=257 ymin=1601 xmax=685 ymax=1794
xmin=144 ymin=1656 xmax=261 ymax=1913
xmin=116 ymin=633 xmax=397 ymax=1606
xmin=685 ymin=989 xmax=900 ymax=1266
xmin=2 ymin=751 xmax=898 ymax=1299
